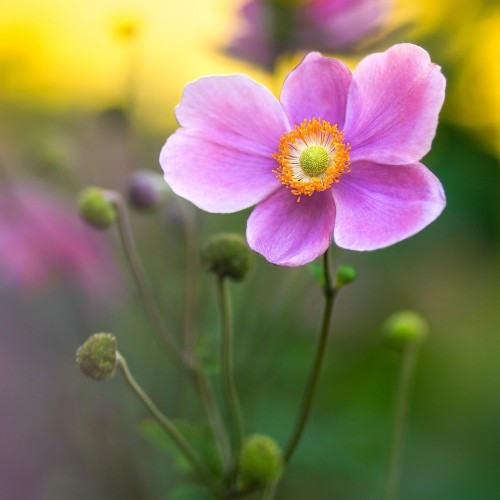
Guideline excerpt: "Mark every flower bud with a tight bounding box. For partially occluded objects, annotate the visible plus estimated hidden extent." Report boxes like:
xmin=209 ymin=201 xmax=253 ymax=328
xmin=201 ymin=233 xmax=254 ymax=282
xmin=78 ymin=187 xmax=117 ymax=229
xmin=239 ymin=434 xmax=283 ymax=486
xmin=125 ymin=170 xmax=169 ymax=210
xmin=382 ymin=311 xmax=429 ymax=350
xmin=76 ymin=333 xmax=118 ymax=381
xmin=335 ymin=265 xmax=357 ymax=288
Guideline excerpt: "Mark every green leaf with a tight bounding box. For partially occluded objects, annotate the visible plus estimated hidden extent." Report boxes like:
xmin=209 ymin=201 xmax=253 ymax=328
xmin=139 ymin=419 xmax=221 ymax=475
xmin=164 ymin=484 xmax=212 ymax=500
xmin=307 ymin=261 xmax=325 ymax=288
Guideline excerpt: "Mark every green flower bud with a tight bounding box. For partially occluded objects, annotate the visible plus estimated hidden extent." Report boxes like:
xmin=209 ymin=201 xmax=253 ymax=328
xmin=76 ymin=333 xmax=118 ymax=381
xmin=382 ymin=311 xmax=429 ymax=350
xmin=201 ymin=233 xmax=254 ymax=282
xmin=78 ymin=187 xmax=117 ymax=229
xmin=239 ymin=434 xmax=283 ymax=486
xmin=335 ymin=265 xmax=357 ymax=288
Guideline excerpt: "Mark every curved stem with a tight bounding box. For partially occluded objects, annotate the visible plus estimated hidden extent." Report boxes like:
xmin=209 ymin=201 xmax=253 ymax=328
xmin=106 ymin=191 xmax=185 ymax=366
xmin=193 ymin=368 xmax=233 ymax=474
xmin=116 ymin=353 xmax=223 ymax=497
xmin=176 ymin=201 xmax=232 ymax=472
xmin=217 ymin=276 xmax=244 ymax=467
xmin=108 ymin=191 xmax=231 ymax=472
xmin=384 ymin=344 xmax=420 ymax=500
xmin=261 ymin=480 xmax=278 ymax=500
xmin=284 ymin=249 xmax=337 ymax=463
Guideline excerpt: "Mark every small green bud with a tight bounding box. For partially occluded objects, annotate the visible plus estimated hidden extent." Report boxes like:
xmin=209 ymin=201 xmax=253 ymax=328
xmin=76 ymin=333 xmax=118 ymax=381
xmin=335 ymin=265 xmax=357 ymax=287
xmin=201 ymin=233 xmax=254 ymax=282
xmin=382 ymin=311 xmax=429 ymax=350
xmin=78 ymin=187 xmax=117 ymax=229
xmin=239 ymin=434 xmax=283 ymax=486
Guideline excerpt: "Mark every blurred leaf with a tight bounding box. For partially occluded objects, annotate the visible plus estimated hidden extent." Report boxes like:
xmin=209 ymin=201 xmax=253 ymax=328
xmin=139 ymin=419 xmax=221 ymax=475
xmin=164 ymin=484 xmax=211 ymax=500
xmin=196 ymin=332 xmax=220 ymax=375
xmin=307 ymin=261 xmax=324 ymax=288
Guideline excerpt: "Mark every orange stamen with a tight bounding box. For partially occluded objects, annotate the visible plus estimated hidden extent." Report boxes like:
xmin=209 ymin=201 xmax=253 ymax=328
xmin=273 ymin=118 xmax=350 ymax=201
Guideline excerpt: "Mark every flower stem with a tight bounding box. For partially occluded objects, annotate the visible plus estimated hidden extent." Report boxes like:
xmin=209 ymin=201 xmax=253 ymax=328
xmin=175 ymin=197 xmax=198 ymax=354
xmin=106 ymin=190 xmax=185 ymax=365
xmin=108 ymin=191 xmax=231 ymax=472
xmin=216 ymin=275 xmax=244 ymax=468
xmin=261 ymin=480 xmax=278 ymax=500
xmin=116 ymin=353 xmax=223 ymax=497
xmin=284 ymin=248 xmax=337 ymax=463
xmin=384 ymin=344 xmax=420 ymax=500
xmin=176 ymin=201 xmax=232 ymax=473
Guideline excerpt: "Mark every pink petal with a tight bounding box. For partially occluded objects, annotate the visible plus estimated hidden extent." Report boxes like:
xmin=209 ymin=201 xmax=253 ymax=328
xmin=344 ymin=44 xmax=446 ymax=164
xmin=161 ymin=129 xmax=280 ymax=212
xmin=247 ymin=188 xmax=336 ymax=266
xmin=332 ymin=161 xmax=446 ymax=250
xmin=175 ymin=75 xmax=289 ymax=156
xmin=280 ymin=52 xmax=352 ymax=129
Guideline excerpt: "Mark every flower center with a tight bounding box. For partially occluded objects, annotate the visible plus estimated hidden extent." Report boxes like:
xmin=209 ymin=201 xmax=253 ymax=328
xmin=299 ymin=145 xmax=330 ymax=177
xmin=273 ymin=118 xmax=350 ymax=201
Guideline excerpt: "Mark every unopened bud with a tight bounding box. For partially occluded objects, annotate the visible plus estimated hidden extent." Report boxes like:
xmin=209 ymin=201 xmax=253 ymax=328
xmin=78 ymin=187 xmax=117 ymax=229
xmin=76 ymin=333 xmax=118 ymax=381
xmin=201 ymin=233 xmax=254 ymax=282
xmin=382 ymin=311 xmax=429 ymax=350
xmin=239 ymin=434 xmax=283 ymax=486
xmin=125 ymin=171 xmax=169 ymax=210
xmin=335 ymin=265 xmax=357 ymax=288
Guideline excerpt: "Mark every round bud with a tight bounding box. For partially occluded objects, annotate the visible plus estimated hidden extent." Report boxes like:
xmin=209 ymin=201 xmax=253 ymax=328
xmin=201 ymin=233 xmax=254 ymax=282
xmin=335 ymin=265 xmax=357 ymax=287
xmin=78 ymin=187 xmax=117 ymax=229
xmin=125 ymin=171 xmax=168 ymax=210
xmin=76 ymin=333 xmax=118 ymax=381
xmin=239 ymin=434 xmax=283 ymax=486
xmin=382 ymin=311 xmax=429 ymax=350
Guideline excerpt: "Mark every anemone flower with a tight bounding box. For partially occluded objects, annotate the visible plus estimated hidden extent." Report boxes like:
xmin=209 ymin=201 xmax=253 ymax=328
xmin=225 ymin=0 xmax=392 ymax=71
xmin=0 ymin=182 xmax=117 ymax=294
xmin=161 ymin=44 xmax=446 ymax=266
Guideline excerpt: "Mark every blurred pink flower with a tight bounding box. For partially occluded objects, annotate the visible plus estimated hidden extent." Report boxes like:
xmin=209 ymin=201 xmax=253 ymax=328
xmin=0 ymin=182 xmax=117 ymax=295
xmin=161 ymin=44 xmax=446 ymax=266
xmin=225 ymin=0 xmax=392 ymax=71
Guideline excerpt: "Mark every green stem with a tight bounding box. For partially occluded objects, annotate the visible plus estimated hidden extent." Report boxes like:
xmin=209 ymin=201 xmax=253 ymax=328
xmin=384 ymin=344 xmax=420 ymax=500
xmin=217 ymin=276 xmax=245 ymax=466
xmin=179 ymin=205 xmax=232 ymax=473
xmin=116 ymin=353 xmax=223 ymax=497
xmin=107 ymin=191 xmax=185 ymax=365
xmin=175 ymin=197 xmax=198 ymax=355
xmin=261 ymin=480 xmax=278 ymax=500
xmin=193 ymin=367 xmax=233 ymax=474
xmin=108 ymin=191 xmax=231 ymax=472
xmin=284 ymin=249 xmax=337 ymax=463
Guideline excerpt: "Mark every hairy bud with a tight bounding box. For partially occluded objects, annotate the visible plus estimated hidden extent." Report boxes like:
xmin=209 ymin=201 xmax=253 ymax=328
xmin=239 ymin=434 xmax=283 ymax=486
xmin=78 ymin=187 xmax=117 ymax=229
xmin=76 ymin=333 xmax=118 ymax=381
xmin=201 ymin=233 xmax=254 ymax=282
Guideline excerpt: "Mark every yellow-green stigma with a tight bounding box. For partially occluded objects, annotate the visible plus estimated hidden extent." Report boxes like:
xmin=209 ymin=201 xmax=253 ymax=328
xmin=299 ymin=145 xmax=330 ymax=177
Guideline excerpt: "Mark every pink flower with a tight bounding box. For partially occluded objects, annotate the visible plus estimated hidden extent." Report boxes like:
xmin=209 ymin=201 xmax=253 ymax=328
xmin=226 ymin=0 xmax=392 ymax=71
xmin=0 ymin=182 xmax=117 ymax=294
xmin=160 ymin=44 xmax=446 ymax=266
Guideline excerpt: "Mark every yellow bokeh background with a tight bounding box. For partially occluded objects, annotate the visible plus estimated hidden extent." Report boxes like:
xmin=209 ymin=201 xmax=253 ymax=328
xmin=1 ymin=0 xmax=499 ymax=154
xmin=0 ymin=0 xmax=269 ymax=130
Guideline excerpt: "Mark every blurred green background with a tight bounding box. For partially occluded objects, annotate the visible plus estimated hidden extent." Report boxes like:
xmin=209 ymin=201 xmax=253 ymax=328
xmin=0 ymin=0 xmax=499 ymax=499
